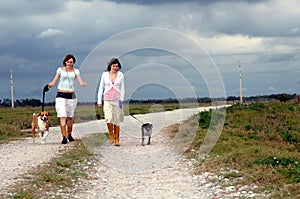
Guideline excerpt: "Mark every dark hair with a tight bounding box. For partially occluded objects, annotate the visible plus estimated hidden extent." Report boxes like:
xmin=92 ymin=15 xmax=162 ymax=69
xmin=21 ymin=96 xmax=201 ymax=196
xmin=63 ymin=54 xmax=76 ymax=66
xmin=107 ymin=58 xmax=121 ymax=71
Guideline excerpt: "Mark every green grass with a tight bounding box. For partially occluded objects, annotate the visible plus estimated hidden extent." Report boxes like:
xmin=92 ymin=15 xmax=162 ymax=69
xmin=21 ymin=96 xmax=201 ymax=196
xmin=3 ymin=135 xmax=106 ymax=199
xmin=173 ymin=102 xmax=300 ymax=198
xmin=0 ymin=103 xmax=189 ymax=144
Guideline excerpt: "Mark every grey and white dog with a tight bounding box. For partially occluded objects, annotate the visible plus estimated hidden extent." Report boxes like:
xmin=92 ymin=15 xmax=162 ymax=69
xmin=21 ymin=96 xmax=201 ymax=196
xmin=131 ymin=114 xmax=153 ymax=146
xmin=141 ymin=123 xmax=153 ymax=146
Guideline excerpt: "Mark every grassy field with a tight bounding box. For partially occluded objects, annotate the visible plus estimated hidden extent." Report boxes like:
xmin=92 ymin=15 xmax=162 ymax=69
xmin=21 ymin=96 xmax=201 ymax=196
xmin=1 ymin=101 xmax=299 ymax=198
xmin=0 ymin=103 xmax=182 ymax=143
xmin=166 ymin=101 xmax=300 ymax=198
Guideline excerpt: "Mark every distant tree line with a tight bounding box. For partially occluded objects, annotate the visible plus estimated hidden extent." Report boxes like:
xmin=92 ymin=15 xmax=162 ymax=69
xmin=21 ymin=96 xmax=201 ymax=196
xmin=0 ymin=98 xmax=54 ymax=107
xmin=0 ymin=93 xmax=297 ymax=107
xmin=227 ymin=93 xmax=296 ymax=103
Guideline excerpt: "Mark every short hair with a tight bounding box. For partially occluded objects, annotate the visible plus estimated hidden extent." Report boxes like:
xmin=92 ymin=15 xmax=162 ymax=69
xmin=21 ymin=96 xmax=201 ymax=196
xmin=63 ymin=54 xmax=76 ymax=66
xmin=107 ymin=58 xmax=121 ymax=71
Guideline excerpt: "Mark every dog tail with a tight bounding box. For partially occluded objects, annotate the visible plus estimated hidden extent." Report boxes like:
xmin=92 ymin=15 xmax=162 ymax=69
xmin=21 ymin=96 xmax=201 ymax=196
xmin=33 ymin=113 xmax=36 ymax=117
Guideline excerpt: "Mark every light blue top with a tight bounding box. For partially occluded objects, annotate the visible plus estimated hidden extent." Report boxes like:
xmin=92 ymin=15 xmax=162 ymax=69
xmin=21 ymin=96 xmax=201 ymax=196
xmin=56 ymin=67 xmax=80 ymax=91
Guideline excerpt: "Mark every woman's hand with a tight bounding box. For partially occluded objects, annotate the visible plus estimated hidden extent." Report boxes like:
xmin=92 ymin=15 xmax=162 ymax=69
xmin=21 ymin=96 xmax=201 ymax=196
xmin=81 ymin=82 xmax=87 ymax=87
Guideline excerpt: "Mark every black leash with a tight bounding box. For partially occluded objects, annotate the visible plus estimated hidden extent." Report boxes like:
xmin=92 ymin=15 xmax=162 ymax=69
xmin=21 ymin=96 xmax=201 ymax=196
xmin=130 ymin=114 xmax=145 ymax=124
xmin=42 ymin=84 xmax=49 ymax=112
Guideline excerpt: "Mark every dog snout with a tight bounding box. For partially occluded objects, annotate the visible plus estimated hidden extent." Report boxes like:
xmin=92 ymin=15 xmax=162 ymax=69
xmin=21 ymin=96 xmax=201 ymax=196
xmin=41 ymin=115 xmax=48 ymax=122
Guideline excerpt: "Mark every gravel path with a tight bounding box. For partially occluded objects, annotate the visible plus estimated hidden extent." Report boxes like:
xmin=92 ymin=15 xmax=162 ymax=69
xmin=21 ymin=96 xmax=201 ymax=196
xmin=0 ymin=107 xmax=266 ymax=198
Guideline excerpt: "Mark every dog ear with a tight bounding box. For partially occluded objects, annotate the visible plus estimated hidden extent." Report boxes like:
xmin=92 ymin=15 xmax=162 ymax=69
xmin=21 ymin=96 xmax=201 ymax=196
xmin=47 ymin=112 xmax=52 ymax=116
xmin=38 ymin=113 xmax=42 ymax=116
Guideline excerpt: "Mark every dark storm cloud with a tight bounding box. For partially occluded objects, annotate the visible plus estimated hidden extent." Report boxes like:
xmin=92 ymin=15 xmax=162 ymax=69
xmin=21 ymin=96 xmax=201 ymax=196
xmin=0 ymin=0 xmax=64 ymax=17
xmin=0 ymin=0 xmax=299 ymax=101
xmin=106 ymin=0 xmax=266 ymax=5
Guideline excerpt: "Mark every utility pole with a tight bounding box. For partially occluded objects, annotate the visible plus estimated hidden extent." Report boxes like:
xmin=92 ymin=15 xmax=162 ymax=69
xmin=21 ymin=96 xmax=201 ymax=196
xmin=239 ymin=61 xmax=243 ymax=104
xmin=10 ymin=68 xmax=15 ymax=108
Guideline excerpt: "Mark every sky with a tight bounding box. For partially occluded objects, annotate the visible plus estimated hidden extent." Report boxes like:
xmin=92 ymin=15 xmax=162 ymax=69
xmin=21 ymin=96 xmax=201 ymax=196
xmin=0 ymin=0 xmax=300 ymax=103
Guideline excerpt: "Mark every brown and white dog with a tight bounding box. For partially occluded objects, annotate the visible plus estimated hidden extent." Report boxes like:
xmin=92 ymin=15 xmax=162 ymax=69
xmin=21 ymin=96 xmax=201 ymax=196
xmin=31 ymin=111 xmax=52 ymax=144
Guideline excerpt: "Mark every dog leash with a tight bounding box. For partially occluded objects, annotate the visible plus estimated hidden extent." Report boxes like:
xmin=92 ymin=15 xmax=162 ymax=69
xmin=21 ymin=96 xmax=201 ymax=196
xmin=130 ymin=114 xmax=146 ymax=124
xmin=42 ymin=84 xmax=49 ymax=112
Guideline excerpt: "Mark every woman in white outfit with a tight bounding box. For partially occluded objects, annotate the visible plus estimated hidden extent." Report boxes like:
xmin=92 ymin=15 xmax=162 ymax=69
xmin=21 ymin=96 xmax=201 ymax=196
xmin=48 ymin=54 xmax=87 ymax=144
xmin=97 ymin=58 xmax=125 ymax=146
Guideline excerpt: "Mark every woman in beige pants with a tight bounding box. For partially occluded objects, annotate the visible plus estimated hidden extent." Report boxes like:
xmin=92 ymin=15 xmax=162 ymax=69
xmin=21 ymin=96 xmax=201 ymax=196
xmin=97 ymin=58 xmax=125 ymax=146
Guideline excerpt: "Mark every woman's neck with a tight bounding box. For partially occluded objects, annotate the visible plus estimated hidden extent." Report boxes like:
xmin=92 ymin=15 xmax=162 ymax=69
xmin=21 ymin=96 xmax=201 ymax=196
xmin=65 ymin=66 xmax=73 ymax=72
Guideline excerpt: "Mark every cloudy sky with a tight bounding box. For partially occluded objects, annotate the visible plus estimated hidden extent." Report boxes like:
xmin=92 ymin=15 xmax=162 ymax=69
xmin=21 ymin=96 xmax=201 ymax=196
xmin=0 ymin=0 xmax=300 ymax=103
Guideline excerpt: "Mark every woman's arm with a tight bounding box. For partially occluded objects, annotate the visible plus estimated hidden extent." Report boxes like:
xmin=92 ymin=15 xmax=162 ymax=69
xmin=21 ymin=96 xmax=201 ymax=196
xmin=120 ymin=74 xmax=125 ymax=102
xmin=48 ymin=73 xmax=60 ymax=88
xmin=97 ymin=73 xmax=105 ymax=106
xmin=76 ymin=73 xmax=87 ymax=87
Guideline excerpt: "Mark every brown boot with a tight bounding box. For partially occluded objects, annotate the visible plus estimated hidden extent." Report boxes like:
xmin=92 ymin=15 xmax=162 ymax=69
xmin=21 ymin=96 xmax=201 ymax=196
xmin=114 ymin=125 xmax=120 ymax=146
xmin=60 ymin=124 xmax=67 ymax=144
xmin=107 ymin=123 xmax=114 ymax=144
